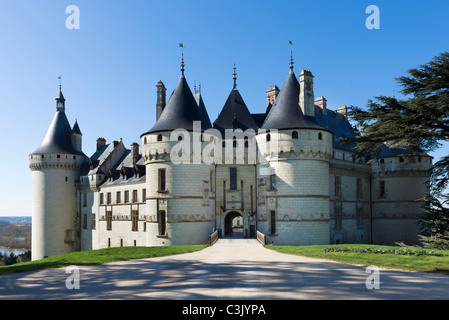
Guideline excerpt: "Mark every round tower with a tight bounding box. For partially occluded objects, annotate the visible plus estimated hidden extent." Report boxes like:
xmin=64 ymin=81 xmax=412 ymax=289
xmin=257 ymin=66 xmax=333 ymax=245
xmin=141 ymin=61 xmax=215 ymax=246
xmin=29 ymin=87 xmax=86 ymax=260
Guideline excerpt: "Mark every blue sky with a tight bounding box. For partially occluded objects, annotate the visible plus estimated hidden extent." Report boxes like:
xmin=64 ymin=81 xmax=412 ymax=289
xmin=0 ymin=0 xmax=448 ymax=216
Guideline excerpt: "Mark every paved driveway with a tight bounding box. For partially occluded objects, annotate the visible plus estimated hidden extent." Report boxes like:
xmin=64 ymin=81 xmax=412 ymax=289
xmin=1 ymin=239 xmax=449 ymax=300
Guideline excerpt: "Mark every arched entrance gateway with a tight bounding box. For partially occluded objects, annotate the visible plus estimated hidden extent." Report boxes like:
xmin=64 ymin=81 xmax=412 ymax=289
xmin=224 ymin=211 xmax=244 ymax=238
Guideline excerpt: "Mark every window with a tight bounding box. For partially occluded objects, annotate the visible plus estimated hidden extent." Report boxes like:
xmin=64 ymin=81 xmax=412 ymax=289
xmin=266 ymin=134 xmax=271 ymax=142
xmin=270 ymin=174 xmax=276 ymax=190
xmin=334 ymin=176 xmax=341 ymax=198
xmin=158 ymin=210 xmax=166 ymax=236
xmin=230 ymin=168 xmax=237 ymax=190
xmin=178 ymin=135 xmax=183 ymax=141
xmin=335 ymin=206 xmax=342 ymax=230
xmin=107 ymin=192 xmax=111 ymax=204
xmin=159 ymin=169 xmax=166 ymax=192
xmin=356 ymin=178 xmax=363 ymax=199
xmin=244 ymin=136 xmax=248 ymax=148
xmin=318 ymin=132 xmax=322 ymax=140
xmin=92 ymin=213 xmax=96 ymax=230
xmin=124 ymin=190 xmax=129 ymax=203
xmin=157 ymin=134 xmax=163 ymax=141
xmin=132 ymin=190 xmax=138 ymax=203
xmin=399 ymin=157 xmax=404 ymax=163
xmin=83 ymin=193 xmax=87 ymax=207
xmin=106 ymin=211 xmax=112 ymax=230
xmin=116 ymin=191 xmax=121 ymax=204
xmin=132 ymin=210 xmax=138 ymax=231
xmin=100 ymin=193 xmax=104 ymax=205
xmin=379 ymin=181 xmax=386 ymax=198
xmin=270 ymin=211 xmax=276 ymax=234
xmin=142 ymin=189 xmax=146 ymax=203
xmin=292 ymin=131 xmax=298 ymax=139
xmin=83 ymin=214 xmax=87 ymax=229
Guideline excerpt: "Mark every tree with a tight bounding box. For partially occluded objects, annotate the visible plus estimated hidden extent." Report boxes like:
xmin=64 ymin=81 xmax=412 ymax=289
xmin=344 ymin=52 xmax=449 ymax=247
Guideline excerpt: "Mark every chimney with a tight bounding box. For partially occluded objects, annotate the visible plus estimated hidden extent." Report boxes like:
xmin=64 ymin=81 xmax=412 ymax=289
xmin=96 ymin=137 xmax=106 ymax=151
xmin=266 ymin=85 xmax=280 ymax=108
xmin=337 ymin=105 xmax=348 ymax=117
xmin=130 ymin=142 xmax=139 ymax=165
xmin=315 ymin=96 xmax=327 ymax=114
xmin=299 ymin=69 xmax=315 ymax=117
xmin=156 ymin=80 xmax=166 ymax=120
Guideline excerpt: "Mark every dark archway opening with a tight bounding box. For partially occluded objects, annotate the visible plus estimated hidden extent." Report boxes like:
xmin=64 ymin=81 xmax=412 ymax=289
xmin=224 ymin=211 xmax=243 ymax=238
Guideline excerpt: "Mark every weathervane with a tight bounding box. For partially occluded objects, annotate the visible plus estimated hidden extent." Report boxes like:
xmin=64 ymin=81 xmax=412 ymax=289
xmin=233 ymin=63 xmax=237 ymax=89
xmin=289 ymin=40 xmax=294 ymax=70
xmin=179 ymin=43 xmax=185 ymax=75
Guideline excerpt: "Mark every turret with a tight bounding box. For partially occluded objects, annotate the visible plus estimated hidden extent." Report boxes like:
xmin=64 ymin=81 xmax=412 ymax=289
xmin=259 ymin=63 xmax=333 ymax=245
xmin=29 ymin=85 xmax=86 ymax=260
xmin=141 ymin=53 xmax=214 ymax=246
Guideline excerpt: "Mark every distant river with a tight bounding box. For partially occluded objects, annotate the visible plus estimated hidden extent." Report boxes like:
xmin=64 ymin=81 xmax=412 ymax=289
xmin=0 ymin=247 xmax=27 ymax=256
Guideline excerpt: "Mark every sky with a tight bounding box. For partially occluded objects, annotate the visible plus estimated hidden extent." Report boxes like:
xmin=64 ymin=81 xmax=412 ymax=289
xmin=0 ymin=0 xmax=448 ymax=216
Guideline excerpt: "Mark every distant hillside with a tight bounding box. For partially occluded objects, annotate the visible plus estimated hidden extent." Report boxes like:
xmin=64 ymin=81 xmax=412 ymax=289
xmin=0 ymin=217 xmax=31 ymax=225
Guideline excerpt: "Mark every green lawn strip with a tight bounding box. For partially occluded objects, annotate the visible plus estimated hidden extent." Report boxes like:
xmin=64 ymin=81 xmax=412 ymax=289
xmin=0 ymin=245 xmax=207 ymax=275
xmin=265 ymin=244 xmax=449 ymax=275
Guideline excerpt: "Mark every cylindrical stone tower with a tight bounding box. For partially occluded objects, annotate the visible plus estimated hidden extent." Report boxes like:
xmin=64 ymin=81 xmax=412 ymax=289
xmin=29 ymin=87 xmax=86 ymax=260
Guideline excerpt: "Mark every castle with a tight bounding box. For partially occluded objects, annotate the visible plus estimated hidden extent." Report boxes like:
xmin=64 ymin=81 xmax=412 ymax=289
xmin=29 ymin=57 xmax=432 ymax=261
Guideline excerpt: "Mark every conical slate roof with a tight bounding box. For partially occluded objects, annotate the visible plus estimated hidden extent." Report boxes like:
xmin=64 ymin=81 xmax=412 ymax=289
xmin=32 ymin=110 xmax=85 ymax=156
xmin=196 ymin=92 xmax=212 ymax=128
xmin=261 ymin=69 xmax=325 ymax=131
xmin=72 ymin=120 xmax=82 ymax=135
xmin=142 ymin=75 xmax=210 ymax=134
xmin=213 ymin=88 xmax=259 ymax=134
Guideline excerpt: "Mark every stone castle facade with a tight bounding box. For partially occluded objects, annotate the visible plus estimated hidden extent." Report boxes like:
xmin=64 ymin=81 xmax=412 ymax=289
xmin=29 ymin=59 xmax=432 ymax=260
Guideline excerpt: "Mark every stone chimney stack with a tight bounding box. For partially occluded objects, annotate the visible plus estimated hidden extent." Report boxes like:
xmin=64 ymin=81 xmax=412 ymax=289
xmin=315 ymin=96 xmax=327 ymax=115
xmin=299 ymin=69 xmax=315 ymax=117
xmin=337 ymin=105 xmax=348 ymax=117
xmin=266 ymin=85 xmax=280 ymax=108
xmin=156 ymin=80 xmax=166 ymax=121
xmin=96 ymin=137 xmax=106 ymax=151
xmin=130 ymin=142 xmax=139 ymax=165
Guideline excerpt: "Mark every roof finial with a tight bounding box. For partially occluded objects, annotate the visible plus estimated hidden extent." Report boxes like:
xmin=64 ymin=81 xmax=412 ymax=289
xmin=198 ymin=81 xmax=201 ymax=94
xmin=179 ymin=43 xmax=185 ymax=76
xmin=233 ymin=63 xmax=237 ymax=89
xmin=289 ymin=40 xmax=294 ymax=70
xmin=58 ymin=75 xmax=62 ymax=91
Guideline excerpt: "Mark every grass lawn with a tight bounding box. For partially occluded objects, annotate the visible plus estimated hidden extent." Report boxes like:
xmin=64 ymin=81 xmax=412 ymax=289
xmin=265 ymin=244 xmax=449 ymax=275
xmin=0 ymin=245 xmax=207 ymax=275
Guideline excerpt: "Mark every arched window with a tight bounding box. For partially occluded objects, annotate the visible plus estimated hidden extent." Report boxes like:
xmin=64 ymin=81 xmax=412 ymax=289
xmin=144 ymin=137 xmax=147 ymax=144
xmin=318 ymin=132 xmax=322 ymax=140
xmin=266 ymin=134 xmax=271 ymax=142
xmin=178 ymin=135 xmax=183 ymax=141
xmin=157 ymin=134 xmax=162 ymax=142
xmin=244 ymin=136 xmax=248 ymax=148
xmin=292 ymin=131 xmax=298 ymax=139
